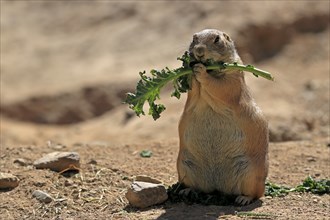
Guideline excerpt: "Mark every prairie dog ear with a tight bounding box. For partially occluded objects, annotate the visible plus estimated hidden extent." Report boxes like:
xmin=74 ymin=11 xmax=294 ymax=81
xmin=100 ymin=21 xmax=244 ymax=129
xmin=192 ymin=34 xmax=198 ymax=43
xmin=223 ymin=32 xmax=232 ymax=42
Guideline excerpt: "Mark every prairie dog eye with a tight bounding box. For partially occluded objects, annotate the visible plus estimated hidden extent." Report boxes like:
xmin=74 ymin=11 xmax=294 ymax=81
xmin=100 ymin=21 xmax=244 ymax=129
xmin=214 ymin=35 xmax=220 ymax=43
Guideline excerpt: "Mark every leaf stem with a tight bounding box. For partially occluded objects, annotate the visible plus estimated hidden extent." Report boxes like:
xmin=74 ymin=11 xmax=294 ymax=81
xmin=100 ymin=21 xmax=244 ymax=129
xmin=170 ymin=63 xmax=274 ymax=82
xmin=206 ymin=63 xmax=274 ymax=81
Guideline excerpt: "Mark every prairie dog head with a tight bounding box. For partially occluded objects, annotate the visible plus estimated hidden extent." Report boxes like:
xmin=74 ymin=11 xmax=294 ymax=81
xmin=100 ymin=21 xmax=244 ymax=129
xmin=189 ymin=29 xmax=240 ymax=63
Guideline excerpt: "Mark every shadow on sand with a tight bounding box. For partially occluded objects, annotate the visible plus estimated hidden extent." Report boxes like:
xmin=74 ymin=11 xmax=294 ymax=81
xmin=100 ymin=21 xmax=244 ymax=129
xmin=125 ymin=199 xmax=263 ymax=220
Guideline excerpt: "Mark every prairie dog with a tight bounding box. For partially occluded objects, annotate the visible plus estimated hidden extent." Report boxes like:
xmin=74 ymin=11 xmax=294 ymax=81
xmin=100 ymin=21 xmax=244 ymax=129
xmin=177 ymin=29 xmax=269 ymax=205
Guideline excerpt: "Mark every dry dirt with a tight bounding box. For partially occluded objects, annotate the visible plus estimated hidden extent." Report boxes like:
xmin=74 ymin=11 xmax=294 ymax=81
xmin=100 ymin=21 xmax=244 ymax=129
xmin=0 ymin=1 xmax=329 ymax=220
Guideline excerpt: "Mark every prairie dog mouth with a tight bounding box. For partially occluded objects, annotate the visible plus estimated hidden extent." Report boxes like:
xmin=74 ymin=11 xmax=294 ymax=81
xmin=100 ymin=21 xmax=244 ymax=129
xmin=189 ymin=55 xmax=226 ymax=78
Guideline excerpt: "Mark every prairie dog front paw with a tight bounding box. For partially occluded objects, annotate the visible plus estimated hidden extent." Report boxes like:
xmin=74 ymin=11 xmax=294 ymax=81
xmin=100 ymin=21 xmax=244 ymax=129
xmin=193 ymin=63 xmax=208 ymax=83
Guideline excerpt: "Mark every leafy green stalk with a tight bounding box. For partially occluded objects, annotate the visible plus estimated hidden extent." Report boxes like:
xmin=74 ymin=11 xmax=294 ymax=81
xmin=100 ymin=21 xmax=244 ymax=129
xmin=235 ymin=211 xmax=276 ymax=219
xmin=294 ymin=176 xmax=330 ymax=194
xmin=207 ymin=63 xmax=274 ymax=81
xmin=265 ymin=182 xmax=294 ymax=197
xmin=265 ymin=176 xmax=330 ymax=197
xmin=125 ymin=67 xmax=192 ymax=120
xmin=125 ymin=51 xmax=274 ymax=120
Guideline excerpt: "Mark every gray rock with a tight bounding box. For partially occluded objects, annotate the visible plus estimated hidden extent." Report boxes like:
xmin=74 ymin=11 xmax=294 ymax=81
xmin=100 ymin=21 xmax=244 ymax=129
xmin=32 ymin=190 xmax=53 ymax=203
xmin=0 ymin=172 xmax=20 ymax=189
xmin=33 ymin=151 xmax=80 ymax=172
xmin=125 ymin=181 xmax=168 ymax=208
xmin=135 ymin=175 xmax=162 ymax=184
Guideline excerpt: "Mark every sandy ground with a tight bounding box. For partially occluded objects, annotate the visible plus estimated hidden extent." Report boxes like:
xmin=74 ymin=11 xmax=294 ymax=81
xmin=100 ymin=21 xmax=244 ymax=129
xmin=0 ymin=1 xmax=329 ymax=219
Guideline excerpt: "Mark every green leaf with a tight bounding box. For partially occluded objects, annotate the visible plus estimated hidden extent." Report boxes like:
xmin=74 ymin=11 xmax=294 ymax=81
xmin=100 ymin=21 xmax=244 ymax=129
xmin=295 ymin=176 xmax=330 ymax=194
xmin=265 ymin=176 xmax=330 ymax=197
xmin=265 ymin=181 xmax=293 ymax=197
xmin=124 ymin=51 xmax=274 ymax=120
xmin=140 ymin=150 xmax=152 ymax=158
xmin=236 ymin=211 xmax=276 ymax=219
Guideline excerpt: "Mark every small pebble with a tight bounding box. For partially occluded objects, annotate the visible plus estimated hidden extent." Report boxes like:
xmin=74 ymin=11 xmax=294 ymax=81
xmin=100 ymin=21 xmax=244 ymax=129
xmin=32 ymin=190 xmax=53 ymax=203
xmin=33 ymin=151 xmax=80 ymax=172
xmin=135 ymin=175 xmax=162 ymax=184
xmin=0 ymin=172 xmax=20 ymax=189
xmin=64 ymin=179 xmax=73 ymax=187
xmin=33 ymin=181 xmax=46 ymax=187
xmin=13 ymin=158 xmax=28 ymax=166
xmin=87 ymin=159 xmax=97 ymax=165
xmin=307 ymin=157 xmax=316 ymax=162
xmin=126 ymin=181 xmax=168 ymax=208
xmin=53 ymin=145 xmax=66 ymax=150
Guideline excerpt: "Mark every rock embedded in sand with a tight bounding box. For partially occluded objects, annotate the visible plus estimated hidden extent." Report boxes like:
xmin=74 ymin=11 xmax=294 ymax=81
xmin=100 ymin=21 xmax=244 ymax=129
xmin=33 ymin=151 xmax=80 ymax=172
xmin=14 ymin=158 xmax=28 ymax=166
xmin=87 ymin=159 xmax=97 ymax=165
xmin=32 ymin=190 xmax=53 ymax=203
xmin=126 ymin=181 xmax=168 ymax=208
xmin=0 ymin=172 xmax=20 ymax=189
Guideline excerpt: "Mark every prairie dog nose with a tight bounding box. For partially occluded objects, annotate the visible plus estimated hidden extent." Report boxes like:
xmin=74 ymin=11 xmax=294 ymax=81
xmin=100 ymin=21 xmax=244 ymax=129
xmin=194 ymin=45 xmax=206 ymax=57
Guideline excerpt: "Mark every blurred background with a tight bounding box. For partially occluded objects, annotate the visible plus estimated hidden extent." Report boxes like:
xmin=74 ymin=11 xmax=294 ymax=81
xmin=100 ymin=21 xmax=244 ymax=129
xmin=1 ymin=1 xmax=329 ymax=146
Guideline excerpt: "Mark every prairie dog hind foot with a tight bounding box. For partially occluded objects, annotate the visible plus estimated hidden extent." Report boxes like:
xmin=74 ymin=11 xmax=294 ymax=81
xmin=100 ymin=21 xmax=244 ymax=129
xmin=235 ymin=195 xmax=254 ymax=206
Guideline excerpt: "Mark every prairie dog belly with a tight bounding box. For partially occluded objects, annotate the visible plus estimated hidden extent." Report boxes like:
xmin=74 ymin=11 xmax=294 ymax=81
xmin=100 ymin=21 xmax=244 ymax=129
xmin=182 ymin=104 xmax=249 ymax=193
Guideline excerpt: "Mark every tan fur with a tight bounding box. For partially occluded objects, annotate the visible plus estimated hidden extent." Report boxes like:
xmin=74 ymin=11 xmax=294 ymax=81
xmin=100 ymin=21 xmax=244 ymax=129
xmin=177 ymin=29 xmax=269 ymax=205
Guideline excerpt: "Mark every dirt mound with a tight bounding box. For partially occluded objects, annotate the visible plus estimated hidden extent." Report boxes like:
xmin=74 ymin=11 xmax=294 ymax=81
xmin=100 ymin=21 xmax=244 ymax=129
xmin=236 ymin=12 xmax=329 ymax=62
xmin=1 ymin=83 xmax=131 ymax=124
